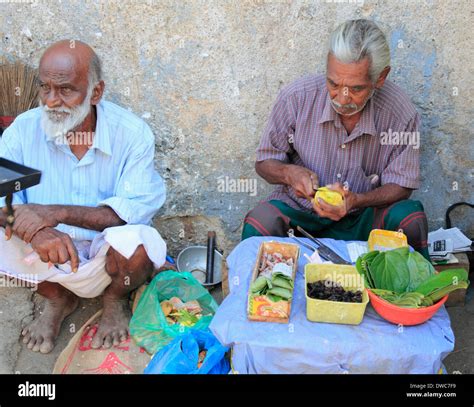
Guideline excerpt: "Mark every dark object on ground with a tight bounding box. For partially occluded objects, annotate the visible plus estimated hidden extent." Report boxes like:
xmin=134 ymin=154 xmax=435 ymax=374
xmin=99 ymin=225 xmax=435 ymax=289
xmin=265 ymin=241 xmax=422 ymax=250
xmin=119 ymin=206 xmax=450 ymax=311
xmin=205 ymin=231 xmax=216 ymax=284
xmin=307 ymin=280 xmax=363 ymax=303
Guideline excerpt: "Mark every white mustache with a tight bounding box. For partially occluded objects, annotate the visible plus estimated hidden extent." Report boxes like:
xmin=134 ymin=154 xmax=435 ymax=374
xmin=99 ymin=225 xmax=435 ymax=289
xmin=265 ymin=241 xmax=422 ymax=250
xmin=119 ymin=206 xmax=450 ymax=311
xmin=43 ymin=106 xmax=72 ymax=116
xmin=330 ymin=89 xmax=375 ymax=116
xmin=330 ymin=99 xmax=358 ymax=110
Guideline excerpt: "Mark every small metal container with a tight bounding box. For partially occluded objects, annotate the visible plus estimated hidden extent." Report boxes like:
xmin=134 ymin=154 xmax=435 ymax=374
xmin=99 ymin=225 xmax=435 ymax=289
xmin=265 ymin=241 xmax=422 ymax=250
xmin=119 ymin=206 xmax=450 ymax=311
xmin=176 ymin=246 xmax=223 ymax=287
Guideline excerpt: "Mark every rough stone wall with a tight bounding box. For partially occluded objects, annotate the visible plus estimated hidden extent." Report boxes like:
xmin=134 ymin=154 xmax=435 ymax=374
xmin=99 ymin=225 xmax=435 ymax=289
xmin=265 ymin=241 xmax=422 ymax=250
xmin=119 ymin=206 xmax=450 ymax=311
xmin=1 ymin=0 xmax=472 ymax=255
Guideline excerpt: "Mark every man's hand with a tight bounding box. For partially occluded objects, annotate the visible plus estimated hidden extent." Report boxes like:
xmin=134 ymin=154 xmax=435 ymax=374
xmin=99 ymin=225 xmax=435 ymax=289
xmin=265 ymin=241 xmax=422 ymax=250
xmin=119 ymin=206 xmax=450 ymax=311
xmin=285 ymin=164 xmax=319 ymax=200
xmin=30 ymin=227 xmax=79 ymax=272
xmin=313 ymin=182 xmax=358 ymax=221
xmin=4 ymin=204 xmax=60 ymax=243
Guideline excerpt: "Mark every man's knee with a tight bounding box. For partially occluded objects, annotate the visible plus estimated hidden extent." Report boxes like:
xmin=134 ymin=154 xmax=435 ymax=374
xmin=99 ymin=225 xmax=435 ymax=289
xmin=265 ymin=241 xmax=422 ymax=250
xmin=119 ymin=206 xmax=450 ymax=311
xmin=242 ymin=201 xmax=290 ymax=239
xmin=385 ymin=199 xmax=426 ymax=229
xmin=105 ymin=245 xmax=154 ymax=278
xmin=382 ymin=200 xmax=428 ymax=252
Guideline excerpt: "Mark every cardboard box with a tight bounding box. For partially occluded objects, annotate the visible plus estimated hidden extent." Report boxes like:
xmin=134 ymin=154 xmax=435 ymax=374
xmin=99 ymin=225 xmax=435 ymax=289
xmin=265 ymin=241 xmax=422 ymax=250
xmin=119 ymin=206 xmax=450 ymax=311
xmin=247 ymin=241 xmax=299 ymax=323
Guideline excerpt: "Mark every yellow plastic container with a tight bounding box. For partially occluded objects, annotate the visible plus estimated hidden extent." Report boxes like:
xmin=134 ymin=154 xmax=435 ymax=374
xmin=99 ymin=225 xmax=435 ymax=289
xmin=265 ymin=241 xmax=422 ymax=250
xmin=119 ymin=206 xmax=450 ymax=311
xmin=305 ymin=264 xmax=369 ymax=325
xmin=368 ymin=229 xmax=408 ymax=252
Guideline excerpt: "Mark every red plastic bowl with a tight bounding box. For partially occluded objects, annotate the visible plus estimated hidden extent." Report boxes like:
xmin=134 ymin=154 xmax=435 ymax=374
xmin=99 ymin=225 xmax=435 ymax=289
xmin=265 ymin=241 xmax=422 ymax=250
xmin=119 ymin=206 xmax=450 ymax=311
xmin=367 ymin=289 xmax=448 ymax=326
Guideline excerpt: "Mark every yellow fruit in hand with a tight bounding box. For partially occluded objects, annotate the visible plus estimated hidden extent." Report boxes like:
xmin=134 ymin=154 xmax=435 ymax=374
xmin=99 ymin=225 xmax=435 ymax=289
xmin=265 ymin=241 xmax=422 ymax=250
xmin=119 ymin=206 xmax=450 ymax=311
xmin=314 ymin=186 xmax=344 ymax=207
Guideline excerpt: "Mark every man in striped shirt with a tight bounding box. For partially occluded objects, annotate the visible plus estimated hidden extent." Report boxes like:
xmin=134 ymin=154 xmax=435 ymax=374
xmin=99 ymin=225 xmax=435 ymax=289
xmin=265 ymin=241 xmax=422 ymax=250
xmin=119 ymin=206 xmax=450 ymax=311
xmin=0 ymin=41 xmax=167 ymax=353
xmin=243 ymin=19 xmax=429 ymax=259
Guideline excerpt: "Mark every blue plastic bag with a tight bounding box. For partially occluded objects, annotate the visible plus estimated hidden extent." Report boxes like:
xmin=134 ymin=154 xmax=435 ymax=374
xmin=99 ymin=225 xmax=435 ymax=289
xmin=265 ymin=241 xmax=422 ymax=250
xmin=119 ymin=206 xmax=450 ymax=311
xmin=144 ymin=330 xmax=230 ymax=374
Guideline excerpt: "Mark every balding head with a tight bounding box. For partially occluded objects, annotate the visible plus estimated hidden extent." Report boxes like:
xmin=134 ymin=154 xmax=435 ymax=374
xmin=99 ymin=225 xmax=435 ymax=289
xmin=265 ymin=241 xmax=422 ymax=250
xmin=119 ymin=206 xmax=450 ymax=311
xmin=38 ymin=40 xmax=105 ymax=140
xmin=40 ymin=40 xmax=102 ymax=87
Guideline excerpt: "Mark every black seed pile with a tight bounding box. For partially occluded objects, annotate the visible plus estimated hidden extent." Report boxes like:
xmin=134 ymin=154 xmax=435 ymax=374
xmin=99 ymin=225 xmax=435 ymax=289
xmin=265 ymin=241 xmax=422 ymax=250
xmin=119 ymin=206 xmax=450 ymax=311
xmin=307 ymin=280 xmax=363 ymax=303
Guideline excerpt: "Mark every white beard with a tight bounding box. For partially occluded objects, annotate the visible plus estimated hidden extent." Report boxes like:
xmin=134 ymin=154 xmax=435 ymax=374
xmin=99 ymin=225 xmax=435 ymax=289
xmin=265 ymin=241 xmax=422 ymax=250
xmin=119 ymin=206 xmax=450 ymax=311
xmin=40 ymin=84 xmax=94 ymax=142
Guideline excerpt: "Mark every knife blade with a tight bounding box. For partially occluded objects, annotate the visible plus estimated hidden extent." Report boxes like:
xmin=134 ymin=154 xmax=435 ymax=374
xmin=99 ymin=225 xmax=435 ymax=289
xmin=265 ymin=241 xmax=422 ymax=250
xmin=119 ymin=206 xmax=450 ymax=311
xmin=287 ymin=229 xmax=318 ymax=252
xmin=296 ymin=225 xmax=351 ymax=264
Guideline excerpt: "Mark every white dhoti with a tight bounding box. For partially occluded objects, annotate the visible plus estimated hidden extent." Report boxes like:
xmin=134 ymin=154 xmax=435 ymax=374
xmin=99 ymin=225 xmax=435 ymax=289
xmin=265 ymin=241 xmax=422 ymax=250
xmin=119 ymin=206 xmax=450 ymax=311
xmin=0 ymin=225 xmax=167 ymax=298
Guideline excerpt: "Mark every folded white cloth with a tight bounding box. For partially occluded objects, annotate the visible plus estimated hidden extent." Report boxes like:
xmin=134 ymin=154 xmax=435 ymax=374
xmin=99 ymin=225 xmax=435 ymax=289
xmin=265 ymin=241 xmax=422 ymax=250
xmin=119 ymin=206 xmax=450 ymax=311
xmin=0 ymin=225 xmax=166 ymax=298
xmin=91 ymin=224 xmax=167 ymax=269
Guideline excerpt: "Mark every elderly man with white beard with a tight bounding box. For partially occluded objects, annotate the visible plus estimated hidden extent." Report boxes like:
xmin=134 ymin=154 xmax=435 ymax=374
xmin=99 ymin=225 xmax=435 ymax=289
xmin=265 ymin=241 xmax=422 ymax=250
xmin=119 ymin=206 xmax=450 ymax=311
xmin=0 ymin=40 xmax=167 ymax=353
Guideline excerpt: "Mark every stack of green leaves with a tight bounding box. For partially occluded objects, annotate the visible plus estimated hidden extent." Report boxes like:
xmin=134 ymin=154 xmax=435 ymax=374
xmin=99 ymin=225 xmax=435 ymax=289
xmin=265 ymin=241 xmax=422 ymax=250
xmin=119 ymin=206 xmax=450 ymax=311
xmin=250 ymin=272 xmax=294 ymax=302
xmin=356 ymin=247 xmax=469 ymax=308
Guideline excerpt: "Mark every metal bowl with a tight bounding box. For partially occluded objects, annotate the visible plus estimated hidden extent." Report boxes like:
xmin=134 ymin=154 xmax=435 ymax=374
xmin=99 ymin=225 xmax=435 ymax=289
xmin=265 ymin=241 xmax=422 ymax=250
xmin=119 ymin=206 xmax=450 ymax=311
xmin=176 ymin=246 xmax=222 ymax=287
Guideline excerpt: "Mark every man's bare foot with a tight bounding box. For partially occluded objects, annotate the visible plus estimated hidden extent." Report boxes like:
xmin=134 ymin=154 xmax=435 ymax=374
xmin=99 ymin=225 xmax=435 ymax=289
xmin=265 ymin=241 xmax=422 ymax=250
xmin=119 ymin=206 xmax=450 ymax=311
xmin=91 ymin=297 xmax=131 ymax=349
xmin=21 ymin=292 xmax=79 ymax=354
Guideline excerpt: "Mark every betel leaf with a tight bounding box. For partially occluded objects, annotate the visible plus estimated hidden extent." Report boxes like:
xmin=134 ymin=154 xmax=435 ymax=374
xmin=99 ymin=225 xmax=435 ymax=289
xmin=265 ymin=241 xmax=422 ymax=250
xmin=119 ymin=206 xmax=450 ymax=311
xmin=267 ymin=294 xmax=285 ymax=303
xmin=355 ymin=256 xmax=369 ymax=287
xmin=272 ymin=276 xmax=293 ymax=290
xmin=356 ymin=248 xmax=437 ymax=295
xmin=414 ymin=268 xmax=469 ymax=296
xmin=406 ymin=250 xmax=436 ymax=292
xmin=272 ymin=272 xmax=294 ymax=289
xmin=368 ymin=252 xmax=386 ymax=289
xmin=251 ymin=276 xmax=268 ymax=294
xmin=355 ymin=251 xmax=379 ymax=289
xmin=392 ymin=246 xmax=410 ymax=255
xmin=369 ymin=249 xmax=410 ymax=293
xmin=425 ymin=280 xmax=469 ymax=304
xmin=371 ymin=289 xmax=424 ymax=308
xmin=267 ymin=287 xmax=292 ymax=300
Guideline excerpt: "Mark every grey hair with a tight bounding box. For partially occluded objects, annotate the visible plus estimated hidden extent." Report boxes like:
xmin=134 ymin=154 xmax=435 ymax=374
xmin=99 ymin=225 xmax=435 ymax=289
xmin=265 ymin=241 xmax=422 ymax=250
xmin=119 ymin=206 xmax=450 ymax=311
xmin=88 ymin=51 xmax=103 ymax=85
xmin=328 ymin=19 xmax=390 ymax=82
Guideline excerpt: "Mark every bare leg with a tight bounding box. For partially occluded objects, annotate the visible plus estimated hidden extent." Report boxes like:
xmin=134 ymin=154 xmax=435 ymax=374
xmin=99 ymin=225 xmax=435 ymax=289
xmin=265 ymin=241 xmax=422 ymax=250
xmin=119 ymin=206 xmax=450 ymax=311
xmin=21 ymin=281 xmax=79 ymax=354
xmin=91 ymin=245 xmax=154 ymax=349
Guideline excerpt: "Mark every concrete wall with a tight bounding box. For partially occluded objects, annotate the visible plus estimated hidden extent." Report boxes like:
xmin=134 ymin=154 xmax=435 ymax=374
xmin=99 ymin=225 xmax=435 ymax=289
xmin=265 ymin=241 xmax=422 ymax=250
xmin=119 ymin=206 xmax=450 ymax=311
xmin=1 ymin=0 xmax=472 ymax=254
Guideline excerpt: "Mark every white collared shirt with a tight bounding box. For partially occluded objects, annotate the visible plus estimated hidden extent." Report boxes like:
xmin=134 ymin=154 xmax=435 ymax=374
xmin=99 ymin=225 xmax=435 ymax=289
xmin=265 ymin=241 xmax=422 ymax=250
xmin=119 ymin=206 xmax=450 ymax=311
xmin=0 ymin=100 xmax=166 ymax=241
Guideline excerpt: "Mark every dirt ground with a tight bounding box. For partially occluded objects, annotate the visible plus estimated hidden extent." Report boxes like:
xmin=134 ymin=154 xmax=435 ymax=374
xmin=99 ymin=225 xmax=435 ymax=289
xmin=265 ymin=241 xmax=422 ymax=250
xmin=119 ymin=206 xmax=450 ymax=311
xmin=0 ymin=282 xmax=471 ymax=374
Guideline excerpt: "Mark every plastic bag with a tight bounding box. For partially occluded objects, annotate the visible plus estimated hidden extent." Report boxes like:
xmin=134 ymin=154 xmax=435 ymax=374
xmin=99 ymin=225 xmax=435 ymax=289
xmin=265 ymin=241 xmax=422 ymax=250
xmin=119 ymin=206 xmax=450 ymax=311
xmin=144 ymin=329 xmax=230 ymax=374
xmin=130 ymin=270 xmax=218 ymax=354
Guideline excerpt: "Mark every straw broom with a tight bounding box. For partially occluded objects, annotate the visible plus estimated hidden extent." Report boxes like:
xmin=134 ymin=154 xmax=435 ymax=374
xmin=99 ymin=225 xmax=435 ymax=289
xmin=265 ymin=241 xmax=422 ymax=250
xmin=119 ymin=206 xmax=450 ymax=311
xmin=0 ymin=60 xmax=39 ymax=118
xmin=0 ymin=61 xmax=39 ymax=230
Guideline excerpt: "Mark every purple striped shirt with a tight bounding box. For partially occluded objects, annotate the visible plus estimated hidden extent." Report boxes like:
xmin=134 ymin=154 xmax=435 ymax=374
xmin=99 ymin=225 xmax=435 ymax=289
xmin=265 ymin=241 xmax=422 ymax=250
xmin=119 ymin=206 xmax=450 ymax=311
xmin=256 ymin=74 xmax=421 ymax=212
